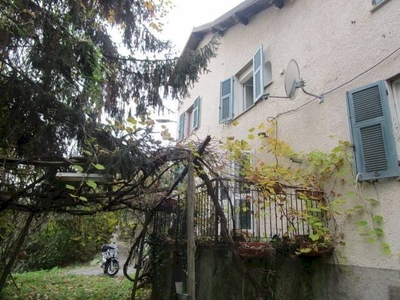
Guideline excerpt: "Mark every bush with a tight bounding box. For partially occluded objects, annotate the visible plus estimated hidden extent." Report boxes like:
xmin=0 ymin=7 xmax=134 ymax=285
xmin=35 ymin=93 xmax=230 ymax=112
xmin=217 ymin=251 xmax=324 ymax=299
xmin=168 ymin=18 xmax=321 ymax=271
xmin=21 ymin=213 xmax=117 ymax=271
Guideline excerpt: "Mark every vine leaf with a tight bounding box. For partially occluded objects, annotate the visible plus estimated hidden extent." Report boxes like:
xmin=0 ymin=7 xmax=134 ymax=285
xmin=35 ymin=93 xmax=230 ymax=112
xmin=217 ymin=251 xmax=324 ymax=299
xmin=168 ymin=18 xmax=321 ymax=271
xmin=372 ymin=215 xmax=383 ymax=224
xmin=86 ymin=180 xmax=97 ymax=190
xmin=127 ymin=116 xmax=137 ymax=125
xmin=66 ymin=184 xmax=76 ymax=190
xmin=356 ymin=220 xmax=368 ymax=227
xmin=300 ymin=247 xmax=312 ymax=253
xmin=73 ymin=165 xmax=84 ymax=172
xmin=366 ymin=198 xmax=380 ymax=206
xmin=92 ymin=163 xmax=105 ymax=170
xmin=373 ymin=228 xmax=384 ymax=236
xmin=381 ymin=243 xmax=391 ymax=255
xmin=309 ymin=233 xmax=319 ymax=242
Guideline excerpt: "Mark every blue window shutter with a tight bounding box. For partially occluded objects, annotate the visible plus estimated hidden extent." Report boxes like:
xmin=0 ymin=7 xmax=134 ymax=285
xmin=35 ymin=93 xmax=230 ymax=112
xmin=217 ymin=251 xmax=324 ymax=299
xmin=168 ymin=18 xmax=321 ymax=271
xmin=347 ymin=81 xmax=399 ymax=181
xmin=220 ymin=77 xmax=233 ymax=123
xmin=253 ymin=45 xmax=264 ymax=103
xmin=193 ymin=97 xmax=200 ymax=130
xmin=178 ymin=113 xmax=185 ymax=141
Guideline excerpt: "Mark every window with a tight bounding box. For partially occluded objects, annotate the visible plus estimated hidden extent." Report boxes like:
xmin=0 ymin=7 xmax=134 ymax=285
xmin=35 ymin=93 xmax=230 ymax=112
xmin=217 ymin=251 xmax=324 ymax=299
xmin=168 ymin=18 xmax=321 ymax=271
xmin=192 ymin=96 xmax=200 ymax=130
xmin=178 ymin=97 xmax=200 ymax=141
xmin=219 ymin=45 xmax=266 ymax=123
xmin=233 ymin=152 xmax=253 ymax=230
xmin=238 ymin=199 xmax=251 ymax=230
xmin=178 ymin=112 xmax=185 ymax=141
xmin=217 ymin=152 xmax=254 ymax=232
xmin=346 ymin=81 xmax=399 ymax=181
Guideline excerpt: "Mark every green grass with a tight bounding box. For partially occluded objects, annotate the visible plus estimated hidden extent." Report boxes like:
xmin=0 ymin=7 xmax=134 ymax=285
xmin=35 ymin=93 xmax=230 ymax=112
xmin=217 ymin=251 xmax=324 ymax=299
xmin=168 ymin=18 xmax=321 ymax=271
xmin=0 ymin=268 xmax=151 ymax=300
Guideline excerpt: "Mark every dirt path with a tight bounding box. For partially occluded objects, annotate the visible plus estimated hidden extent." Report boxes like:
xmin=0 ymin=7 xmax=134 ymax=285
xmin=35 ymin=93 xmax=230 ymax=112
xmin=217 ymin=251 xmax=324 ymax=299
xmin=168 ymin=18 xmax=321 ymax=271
xmin=66 ymin=235 xmax=135 ymax=277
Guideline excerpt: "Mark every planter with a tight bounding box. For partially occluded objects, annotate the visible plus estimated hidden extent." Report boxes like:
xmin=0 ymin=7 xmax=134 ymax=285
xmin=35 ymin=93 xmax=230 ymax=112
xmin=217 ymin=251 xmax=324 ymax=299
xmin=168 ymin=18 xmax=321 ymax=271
xmin=236 ymin=241 xmax=273 ymax=258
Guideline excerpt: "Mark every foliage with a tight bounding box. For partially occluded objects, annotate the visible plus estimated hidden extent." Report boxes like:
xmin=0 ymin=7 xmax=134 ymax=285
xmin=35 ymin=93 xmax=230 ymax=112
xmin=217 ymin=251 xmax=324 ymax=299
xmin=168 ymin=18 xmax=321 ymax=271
xmin=0 ymin=211 xmax=117 ymax=274
xmin=12 ymin=213 xmax=117 ymax=271
xmin=0 ymin=0 xmax=218 ymax=157
xmin=0 ymin=0 xmax=219 ymax=214
xmin=223 ymin=120 xmax=391 ymax=255
xmin=0 ymin=1 xmax=220 ymax=289
xmin=0 ymin=268 xmax=151 ymax=300
xmin=0 ymin=211 xmax=31 ymax=272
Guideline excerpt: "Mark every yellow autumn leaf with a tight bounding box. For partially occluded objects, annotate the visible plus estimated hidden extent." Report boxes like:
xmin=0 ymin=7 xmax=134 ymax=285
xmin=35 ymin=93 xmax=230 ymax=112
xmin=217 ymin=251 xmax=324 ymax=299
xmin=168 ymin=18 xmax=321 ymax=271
xmin=150 ymin=22 xmax=162 ymax=32
xmin=127 ymin=116 xmax=137 ymax=125
xmin=144 ymin=1 xmax=154 ymax=11
xmin=108 ymin=10 xmax=115 ymax=22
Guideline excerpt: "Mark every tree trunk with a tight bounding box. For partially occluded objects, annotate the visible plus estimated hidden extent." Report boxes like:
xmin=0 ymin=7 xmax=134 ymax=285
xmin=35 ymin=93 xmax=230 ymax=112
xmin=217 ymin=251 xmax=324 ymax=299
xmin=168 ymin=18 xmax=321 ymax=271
xmin=0 ymin=213 xmax=34 ymax=293
xmin=130 ymin=214 xmax=149 ymax=300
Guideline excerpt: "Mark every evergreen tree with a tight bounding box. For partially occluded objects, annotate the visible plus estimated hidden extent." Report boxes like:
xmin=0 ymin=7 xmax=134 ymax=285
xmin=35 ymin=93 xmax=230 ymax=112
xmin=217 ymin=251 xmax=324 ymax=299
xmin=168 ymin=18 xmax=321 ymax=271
xmin=0 ymin=0 xmax=218 ymax=158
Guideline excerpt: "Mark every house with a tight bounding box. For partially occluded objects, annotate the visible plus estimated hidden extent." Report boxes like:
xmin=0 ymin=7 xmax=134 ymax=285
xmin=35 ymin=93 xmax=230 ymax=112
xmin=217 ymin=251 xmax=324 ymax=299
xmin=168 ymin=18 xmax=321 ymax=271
xmin=161 ymin=0 xmax=400 ymax=299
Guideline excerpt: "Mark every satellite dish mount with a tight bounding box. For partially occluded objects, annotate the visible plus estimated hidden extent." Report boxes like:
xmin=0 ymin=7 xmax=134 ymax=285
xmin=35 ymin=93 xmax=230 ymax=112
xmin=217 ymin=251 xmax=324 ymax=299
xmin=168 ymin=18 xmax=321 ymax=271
xmin=284 ymin=59 xmax=324 ymax=103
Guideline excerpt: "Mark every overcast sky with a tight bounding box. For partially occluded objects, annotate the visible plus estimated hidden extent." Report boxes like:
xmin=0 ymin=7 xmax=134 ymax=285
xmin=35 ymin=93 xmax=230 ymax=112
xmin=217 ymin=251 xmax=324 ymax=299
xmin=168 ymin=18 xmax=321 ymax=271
xmin=162 ymin=0 xmax=244 ymax=51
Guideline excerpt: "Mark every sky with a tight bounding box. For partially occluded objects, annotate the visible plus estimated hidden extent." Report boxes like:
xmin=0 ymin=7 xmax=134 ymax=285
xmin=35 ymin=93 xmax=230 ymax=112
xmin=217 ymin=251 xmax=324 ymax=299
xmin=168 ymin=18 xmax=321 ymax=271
xmin=153 ymin=0 xmax=244 ymax=137
xmin=162 ymin=0 xmax=244 ymax=52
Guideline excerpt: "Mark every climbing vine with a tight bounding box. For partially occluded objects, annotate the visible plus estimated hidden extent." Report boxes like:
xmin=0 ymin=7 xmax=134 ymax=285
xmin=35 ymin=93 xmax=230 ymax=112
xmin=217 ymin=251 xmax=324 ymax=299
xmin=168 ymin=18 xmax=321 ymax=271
xmin=223 ymin=119 xmax=391 ymax=256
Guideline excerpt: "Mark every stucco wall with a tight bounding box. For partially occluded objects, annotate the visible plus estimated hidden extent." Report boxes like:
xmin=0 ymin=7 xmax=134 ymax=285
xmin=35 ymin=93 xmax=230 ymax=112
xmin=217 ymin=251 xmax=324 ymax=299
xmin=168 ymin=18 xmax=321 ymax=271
xmin=178 ymin=0 xmax=400 ymax=275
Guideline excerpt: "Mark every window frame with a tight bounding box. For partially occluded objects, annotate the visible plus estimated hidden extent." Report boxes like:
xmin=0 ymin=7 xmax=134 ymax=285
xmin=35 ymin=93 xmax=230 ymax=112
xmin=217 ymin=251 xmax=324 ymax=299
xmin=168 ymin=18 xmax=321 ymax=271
xmin=253 ymin=45 xmax=264 ymax=103
xmin=222 ymin=45 xmax=265 ymax=122
xmin=178 ymin=112 xmax=185 ymax=141
xmin=192 ymin=96 xmax=200 ymax=130
xmin=178 ymin=97 xmax=201 ymax=140
xmin=232 ymin=151 xmax=254 ymax=231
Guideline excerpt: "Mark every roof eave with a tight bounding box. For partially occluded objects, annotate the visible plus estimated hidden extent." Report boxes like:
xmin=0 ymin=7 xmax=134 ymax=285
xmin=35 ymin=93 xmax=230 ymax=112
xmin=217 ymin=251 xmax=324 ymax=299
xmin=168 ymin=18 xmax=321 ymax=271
xmin=181 ymin=0 xmax=282 ymax=53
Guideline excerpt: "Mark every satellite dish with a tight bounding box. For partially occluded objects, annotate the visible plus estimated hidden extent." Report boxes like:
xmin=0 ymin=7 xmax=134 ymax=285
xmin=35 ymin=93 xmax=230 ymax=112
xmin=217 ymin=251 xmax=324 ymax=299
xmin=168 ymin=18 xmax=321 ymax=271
xmin=284 ymin=59 xmax=324 ymax=103
xmin=284 ymin=59 xmax=301 ymax=99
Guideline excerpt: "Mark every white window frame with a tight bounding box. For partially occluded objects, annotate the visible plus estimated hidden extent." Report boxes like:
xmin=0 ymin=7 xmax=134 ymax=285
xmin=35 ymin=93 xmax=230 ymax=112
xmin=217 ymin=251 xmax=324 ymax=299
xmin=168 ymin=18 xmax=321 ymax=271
xmin=235 ymin=63 xmax=253 ymax=114
xmin=186 ymin=106 xmax=194 ymax=135
xmin=231 ymin=46 xmax=266 ymax=119
xmin=388 ymin=77 xmax=400 ymax=154
xmin=219 ymin=46 xmax=268 ymax=123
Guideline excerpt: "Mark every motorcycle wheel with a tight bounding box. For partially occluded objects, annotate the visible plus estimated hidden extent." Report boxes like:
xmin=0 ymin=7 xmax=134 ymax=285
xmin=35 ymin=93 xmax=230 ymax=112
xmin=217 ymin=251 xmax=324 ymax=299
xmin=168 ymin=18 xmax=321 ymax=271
xmin=105 ymin=259 xmax=119 ymax=276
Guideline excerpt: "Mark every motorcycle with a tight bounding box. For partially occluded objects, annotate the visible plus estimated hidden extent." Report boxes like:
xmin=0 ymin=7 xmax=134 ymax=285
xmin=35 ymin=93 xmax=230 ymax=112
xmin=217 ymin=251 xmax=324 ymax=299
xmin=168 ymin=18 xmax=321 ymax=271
xmin=100 ymin=243 xmax=119 ymax=276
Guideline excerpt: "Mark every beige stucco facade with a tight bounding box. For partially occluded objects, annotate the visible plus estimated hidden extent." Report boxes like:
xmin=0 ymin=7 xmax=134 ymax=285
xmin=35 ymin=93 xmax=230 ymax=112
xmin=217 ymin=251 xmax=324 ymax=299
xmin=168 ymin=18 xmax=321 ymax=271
xmin=178 ymin=0 xmax=400 ymax=297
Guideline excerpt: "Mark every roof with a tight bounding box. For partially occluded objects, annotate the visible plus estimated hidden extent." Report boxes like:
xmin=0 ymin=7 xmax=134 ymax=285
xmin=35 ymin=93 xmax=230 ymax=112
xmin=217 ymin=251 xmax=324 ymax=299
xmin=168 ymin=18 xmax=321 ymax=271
xmin=182 ymin=0 xmax=284 ymax=52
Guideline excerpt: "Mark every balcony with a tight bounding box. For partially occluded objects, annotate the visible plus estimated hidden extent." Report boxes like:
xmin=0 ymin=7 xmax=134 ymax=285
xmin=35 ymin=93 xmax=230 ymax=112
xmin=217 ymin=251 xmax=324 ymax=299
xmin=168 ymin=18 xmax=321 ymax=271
xmin=152 ymin=179 xmax=330 ymax=257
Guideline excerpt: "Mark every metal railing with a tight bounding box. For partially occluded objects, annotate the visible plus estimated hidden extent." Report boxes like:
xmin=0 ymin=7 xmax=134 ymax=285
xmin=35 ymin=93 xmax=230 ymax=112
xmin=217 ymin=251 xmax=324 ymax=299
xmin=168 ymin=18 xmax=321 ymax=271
xmin=152 ymin=179 xmax=326 ymax=243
